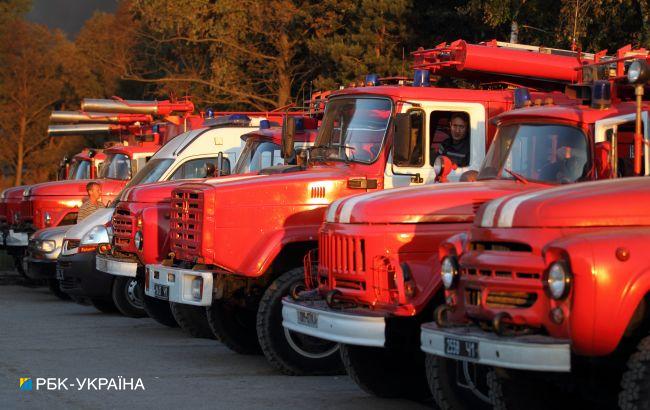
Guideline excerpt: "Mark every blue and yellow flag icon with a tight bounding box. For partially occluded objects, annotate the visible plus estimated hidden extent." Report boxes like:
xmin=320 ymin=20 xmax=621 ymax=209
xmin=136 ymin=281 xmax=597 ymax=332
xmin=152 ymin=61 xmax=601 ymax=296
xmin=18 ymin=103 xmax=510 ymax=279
xmin=19 ymin=378 xmax=32 ymax=391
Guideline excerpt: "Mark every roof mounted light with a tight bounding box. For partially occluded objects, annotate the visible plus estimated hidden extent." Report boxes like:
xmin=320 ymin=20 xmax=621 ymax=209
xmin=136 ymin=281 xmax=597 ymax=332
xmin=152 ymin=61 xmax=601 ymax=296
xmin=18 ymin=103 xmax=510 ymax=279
xmin=203 ymin=114 xmax=251 ymax=127
xmin=628 ymin=59 xmax=650 ymax=84
xmin=259 ymin=119 xmax=271 ymax=130
xmin=295 ymin=118 xmax=304 ymax=132
xmin=413 ymin=69 xmax=430 ymax=87
xmin=513 ymin=87 xmax=532 ymax=109
xmin=591 ymin=80 xmax=611 ymax=109
xmin=365 ymin=74 xmax=380 ymax=86
xmin=206 ymin=108 xmax=215 ymax=118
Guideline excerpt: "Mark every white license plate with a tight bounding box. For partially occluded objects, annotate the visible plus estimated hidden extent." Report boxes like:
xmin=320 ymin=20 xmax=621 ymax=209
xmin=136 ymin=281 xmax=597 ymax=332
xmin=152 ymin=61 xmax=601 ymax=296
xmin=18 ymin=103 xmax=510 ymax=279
xmin=154 ymin=284 xmax=169 ymax=300
xmin=444 ymin=336 xmax=479 ymax=360
xmin=296 ymin=310 xmax=318 ymax=328
xmin=56 ymin=266 xmax=64 ymax=280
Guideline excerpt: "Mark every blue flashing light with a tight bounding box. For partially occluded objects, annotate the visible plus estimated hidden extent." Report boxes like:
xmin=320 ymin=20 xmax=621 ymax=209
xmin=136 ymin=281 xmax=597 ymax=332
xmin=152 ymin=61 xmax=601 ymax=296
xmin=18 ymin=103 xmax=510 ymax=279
xmin=591 ymin=80 xmax=611 ymax=109
xmin=413 ymin=69 xmax=430 ymax=87
xmin=259 ymin=119 xmax=271 ymax=129
xmin=295 ymin=118 xmax=304 ymax=132
xmin=513 ymin=88 xmax=532 ymax=109
xmin=365 ymin=74 xmax=380 ymax=86
xmin=203 ymin=114 xmax=251 ymax=128
xmin=206 ymin=108 xmax=214 ymax=118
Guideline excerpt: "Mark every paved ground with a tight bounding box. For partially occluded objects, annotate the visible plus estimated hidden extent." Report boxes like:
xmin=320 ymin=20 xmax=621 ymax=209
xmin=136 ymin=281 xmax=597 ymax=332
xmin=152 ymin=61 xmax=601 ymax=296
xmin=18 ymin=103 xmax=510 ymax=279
xmin=0 ymin=272 xmax=428 ymax=409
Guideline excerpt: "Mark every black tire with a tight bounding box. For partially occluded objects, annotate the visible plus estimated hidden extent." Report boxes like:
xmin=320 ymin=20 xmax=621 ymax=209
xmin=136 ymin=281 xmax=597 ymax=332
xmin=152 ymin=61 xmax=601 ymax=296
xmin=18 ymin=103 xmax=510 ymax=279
xmin=426 ymin=355 xmax=492 ymax=410
xmin=257 ymin=268 xmax=343 ymax=375
xmin=111 ymin=276 xmax=146 ymax=318
xmin=207 ymin=299 xmax=261 ymax=354
xmin=170 ymin=302 xmax=214 ymax=338
xmin=489 ymin=367 xmax=571 ymax=410
xmin=340 ymin=343 xmax=431 ymax=400
xmin=620 ymin=335 xmax=650 ymax=409
xmin=90 ymin=297 xmax=119 ymax=314
xmin=47 ymin=278 xmax=70 ymax=301
xmin=143 ymin=295 xmax=178 ymax=328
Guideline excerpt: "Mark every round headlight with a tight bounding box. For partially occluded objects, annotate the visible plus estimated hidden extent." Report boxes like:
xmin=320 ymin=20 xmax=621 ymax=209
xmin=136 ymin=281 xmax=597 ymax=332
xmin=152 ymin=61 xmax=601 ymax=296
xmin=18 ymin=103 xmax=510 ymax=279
xmin=628 ymin=60 xmax=649 ymax=84
xmin=134 ymin=230 xmax=143 ymax=250
xmin=44 ymin=212 xmax=52 ymax=226
xmin=80 ymin=225 xmax=109 ymax=245
xmin=546 ymin=261 xmax=571 ymax=300
xmin=39 ymin=239 xmax=56 ymax=253
xmin=434 ymin=155 xmax=443 ymax=176
xmin=440 ymin=256 xmax=458 ymax=289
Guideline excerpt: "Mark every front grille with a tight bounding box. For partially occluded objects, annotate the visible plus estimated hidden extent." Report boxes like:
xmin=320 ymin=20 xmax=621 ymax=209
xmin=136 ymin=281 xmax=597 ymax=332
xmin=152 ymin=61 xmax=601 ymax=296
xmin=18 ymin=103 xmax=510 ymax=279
xmin=466 ymin=288 xmax=481 ymax=306
xmin=470 ymin=241 xmax=532 ymax=252
xmin=486 ymin=291 xmax=537 ymax=308
xmin=112 ymin=206 xmax=135 ymax=248
xmin=319 ymin=231 xmax=366 ymax=279
xmin=169 ymin=189 xmax=204 ymax=261
xmin=462 ymin=267 xmax=540 ymax=280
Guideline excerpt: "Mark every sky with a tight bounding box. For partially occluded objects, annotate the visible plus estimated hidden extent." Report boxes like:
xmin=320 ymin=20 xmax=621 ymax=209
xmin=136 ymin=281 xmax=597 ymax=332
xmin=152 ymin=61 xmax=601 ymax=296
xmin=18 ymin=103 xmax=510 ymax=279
xmin=26 ymin=0 xmax=118 ymax=38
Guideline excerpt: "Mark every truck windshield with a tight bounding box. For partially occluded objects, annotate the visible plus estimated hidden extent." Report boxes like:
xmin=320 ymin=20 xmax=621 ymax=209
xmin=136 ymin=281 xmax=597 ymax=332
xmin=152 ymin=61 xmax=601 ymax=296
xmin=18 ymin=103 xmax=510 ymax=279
xmin=311 ymin=97 xmax=392 ymax=164
xmin=123 ymin=158 xmax=174 ymax=189
xmin=234 ymin=140 xmax=283 ymax=174
xmin=68 ymin=159 xmax=90 ymax=180
xmin=477 ymin=124 xmax=589 ymax=184
xmin=99 ymin=153 xmax=131 ymax=180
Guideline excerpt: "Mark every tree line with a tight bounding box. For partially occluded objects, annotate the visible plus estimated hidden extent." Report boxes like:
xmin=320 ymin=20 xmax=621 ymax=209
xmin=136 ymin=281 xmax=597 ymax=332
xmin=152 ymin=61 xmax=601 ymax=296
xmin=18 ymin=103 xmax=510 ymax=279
xmin=1 ymin=0 xmax=648 ymax=187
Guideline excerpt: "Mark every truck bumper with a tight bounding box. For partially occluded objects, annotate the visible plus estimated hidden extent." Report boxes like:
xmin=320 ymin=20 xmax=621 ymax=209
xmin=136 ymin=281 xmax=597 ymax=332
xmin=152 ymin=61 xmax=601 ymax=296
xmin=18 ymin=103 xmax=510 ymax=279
xmin=282 ymin=298 xmax=386 ymax=347
xmin=144 ymin=264 xmax=213 ymax=306
xmin=96 ymin=254 xmax=138 ymax=278
xmin=57 ymin=252 xmax=113 ymax=299
xmin=25 ymin=257 xmax=56 ymax=280
xmin=420 ymin=322 xmax=571 ymax=372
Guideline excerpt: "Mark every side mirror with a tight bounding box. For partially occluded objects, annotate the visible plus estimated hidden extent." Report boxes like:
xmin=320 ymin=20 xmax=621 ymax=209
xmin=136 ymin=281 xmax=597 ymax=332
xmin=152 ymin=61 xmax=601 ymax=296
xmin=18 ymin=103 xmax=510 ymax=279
xmin=216 ymin=152 xmax=231 ymax=176
xmin=434 ymin=155 xmax=457 ymax=183
xmin=393 ymin=112 xmax=412 ymax=165
xmin=594 ymin=141 xmax=613 ymax=179
xmin=281 ymin=116 xmax=296 ymax=162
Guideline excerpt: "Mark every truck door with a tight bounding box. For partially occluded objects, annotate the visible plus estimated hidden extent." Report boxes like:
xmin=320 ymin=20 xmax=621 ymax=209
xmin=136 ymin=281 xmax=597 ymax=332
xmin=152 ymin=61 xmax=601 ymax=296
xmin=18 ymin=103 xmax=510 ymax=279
xmin=384 ymin=102 xmax=486 ymax=188
xmin=595 ymin=112 xmax=650 ymax=177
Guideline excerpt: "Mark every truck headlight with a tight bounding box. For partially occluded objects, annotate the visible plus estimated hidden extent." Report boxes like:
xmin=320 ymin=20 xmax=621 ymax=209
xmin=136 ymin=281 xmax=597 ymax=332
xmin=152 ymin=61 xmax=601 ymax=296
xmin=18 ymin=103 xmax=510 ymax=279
xmin=80 ymin=225 xmax=109 ymax=245
xmin=44 ymin=212 xmax=52 ymax=226
xmin=134 ymin=230 xmax=143 ymax=250
xmin=441 ymin=256 xmax=459 ymax=289
xmin=38 ymin=239 xmax=56 ymax=253
xmin=546 ymin=261 xmax=572 ymax=300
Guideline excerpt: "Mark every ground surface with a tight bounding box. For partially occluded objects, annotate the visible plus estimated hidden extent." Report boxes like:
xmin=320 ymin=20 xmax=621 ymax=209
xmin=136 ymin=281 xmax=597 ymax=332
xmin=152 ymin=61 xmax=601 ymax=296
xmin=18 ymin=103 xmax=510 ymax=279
xmin=0 ymin=272 xmax=427 ymax=409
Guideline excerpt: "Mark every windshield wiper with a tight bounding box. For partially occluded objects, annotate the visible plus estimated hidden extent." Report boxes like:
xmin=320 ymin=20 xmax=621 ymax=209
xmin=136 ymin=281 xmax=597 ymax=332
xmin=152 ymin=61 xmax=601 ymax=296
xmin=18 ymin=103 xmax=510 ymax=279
xmin=504 ymin=168 xmax=529 ymax=184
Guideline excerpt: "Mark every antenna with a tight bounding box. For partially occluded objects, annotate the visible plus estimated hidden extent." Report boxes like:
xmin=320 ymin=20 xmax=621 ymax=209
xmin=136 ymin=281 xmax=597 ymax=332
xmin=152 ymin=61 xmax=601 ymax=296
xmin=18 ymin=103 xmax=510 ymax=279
xmin=571 ymin=0 xmax=580 ymax=51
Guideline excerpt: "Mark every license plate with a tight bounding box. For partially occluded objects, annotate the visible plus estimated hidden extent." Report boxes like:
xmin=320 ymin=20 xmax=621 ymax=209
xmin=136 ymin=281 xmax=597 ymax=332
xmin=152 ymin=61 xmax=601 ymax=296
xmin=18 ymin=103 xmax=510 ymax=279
xmin=444 ymin=337 xmax=479 ymax=360
xmin=154 ymin=284 xmax=169 ymax=300
xmin=56 ymin=266 xmax=64 ymax=280
xmin=296 ymin=310 xmax=318 ymax=328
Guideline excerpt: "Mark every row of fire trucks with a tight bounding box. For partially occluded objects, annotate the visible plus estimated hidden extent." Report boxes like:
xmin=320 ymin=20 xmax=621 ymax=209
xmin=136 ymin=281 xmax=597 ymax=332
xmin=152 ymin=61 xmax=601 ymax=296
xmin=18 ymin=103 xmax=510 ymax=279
xmin=4 ymin=39 xmax=650 ymax=408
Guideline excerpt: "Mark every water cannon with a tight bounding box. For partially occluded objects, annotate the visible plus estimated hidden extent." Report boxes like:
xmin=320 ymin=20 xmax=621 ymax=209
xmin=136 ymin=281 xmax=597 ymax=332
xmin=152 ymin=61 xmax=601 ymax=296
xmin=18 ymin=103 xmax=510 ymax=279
xmin=50 ymin=111 xmax=153 ymax=125
xmin=47 ymin=124 xmax=125 ymax=137
xmin=412 ymin=39 xmax=599 ymax=87
xmin=81 ymin=97 xmax=195 ymax=116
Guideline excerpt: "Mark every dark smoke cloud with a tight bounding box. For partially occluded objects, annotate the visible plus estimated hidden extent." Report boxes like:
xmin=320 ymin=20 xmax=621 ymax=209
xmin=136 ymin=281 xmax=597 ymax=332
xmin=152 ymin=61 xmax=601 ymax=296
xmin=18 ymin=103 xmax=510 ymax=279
xmin=26 ymin=0 xmax=118 ymax=38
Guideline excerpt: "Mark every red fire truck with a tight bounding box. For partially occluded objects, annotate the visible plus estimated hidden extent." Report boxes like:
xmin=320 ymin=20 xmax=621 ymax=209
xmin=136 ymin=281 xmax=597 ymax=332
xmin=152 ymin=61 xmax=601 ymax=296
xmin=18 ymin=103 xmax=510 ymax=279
xmin=421 ymin=58 xmax=650 ymax=408
xmin=5 ymin=98 xmax=200 ymax=274
xmin=282 ymin=47 xmax=649 ymax=402
xmin=145 ymin=40 xmax=587 ymax=376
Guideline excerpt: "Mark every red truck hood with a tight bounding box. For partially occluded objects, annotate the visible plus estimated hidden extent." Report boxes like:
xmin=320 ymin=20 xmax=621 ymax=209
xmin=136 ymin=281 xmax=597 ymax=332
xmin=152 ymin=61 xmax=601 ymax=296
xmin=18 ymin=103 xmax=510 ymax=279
xmin=123 ymin=179 xmax=203 ymax=203
xmin=28 ymin=179 xmax=126 ymax=198
xmin=326 ymin=180 xmax=541 ymax=224
xmin=3 ymin=185 xmax=27 ymax=200
xmin=482 ymin=177 xmax=650 ymax=228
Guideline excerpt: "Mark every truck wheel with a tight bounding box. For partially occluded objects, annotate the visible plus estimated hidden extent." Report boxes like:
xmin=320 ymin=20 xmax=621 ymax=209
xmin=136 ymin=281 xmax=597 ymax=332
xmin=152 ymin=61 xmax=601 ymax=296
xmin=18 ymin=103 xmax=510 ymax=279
xmin=170 ymin=302 xmax=214 ymax=338
xmin=489 ymin=368 xmax=566 ymax=410
xmin=90 ymin=298 xmax=118 ymax=314
xmin=47 ymin=278 xmax=70 ymax=300
xmin=620 ymin=335 xmax=650 ymax=409
xmin=257 ymin=268 xmax=343 ymax=375
xmin=340 ymin=343 xmax=430 ymax=400
xmin=111 ymin=276 xmax=146 ymax=318
xmin=143 ymin=296 xmax=178 ymax=328
xmin=207 ymin=299 xmax=261 ymax=354
xmin=426 ymin=355 xmax=491 ymax=409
